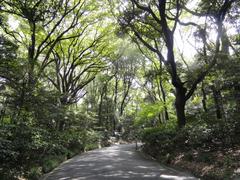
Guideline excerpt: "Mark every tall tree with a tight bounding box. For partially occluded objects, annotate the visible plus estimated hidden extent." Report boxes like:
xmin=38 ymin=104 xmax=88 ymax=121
xmin=0 ymin=0 xmax=92 ymax=90
xmin=118 ymin=0 xmax=236 ymax=127
xmin=46 ymin=30 xmax=107 ymax=105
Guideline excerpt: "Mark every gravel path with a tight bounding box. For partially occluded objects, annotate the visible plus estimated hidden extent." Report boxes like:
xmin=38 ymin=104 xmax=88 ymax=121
xmin=42 ymin=144 xmax=199 ymax=180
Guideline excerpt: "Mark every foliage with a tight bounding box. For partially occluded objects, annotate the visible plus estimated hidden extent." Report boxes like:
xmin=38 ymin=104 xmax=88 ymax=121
xmin=140 ymin=115 xmax=240 ymax=179
xmin=0 ymin=0 xmax=239 ymax=179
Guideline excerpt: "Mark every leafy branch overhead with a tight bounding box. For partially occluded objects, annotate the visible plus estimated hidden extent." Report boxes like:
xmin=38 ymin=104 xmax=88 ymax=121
xmin=117 ymin=0 xmax=236 ymax=127
xmin=0 ymin=0 xmax=240 ymax=179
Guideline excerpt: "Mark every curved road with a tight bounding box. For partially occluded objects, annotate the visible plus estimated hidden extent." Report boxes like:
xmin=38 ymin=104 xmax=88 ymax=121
xmin=42 ymin=144 xmax=199 ymax=180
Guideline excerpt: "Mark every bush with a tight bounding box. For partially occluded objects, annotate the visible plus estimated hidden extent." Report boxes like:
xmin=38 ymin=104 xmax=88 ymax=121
xmin=42 ymin=155 xmax=66 ymax=173
xmin=141 ymin=126 xmax=177 ymax=157
xmin=141 ymin=115 xmax=240 ymax=160
xmin=0 ymin=124 xmax=30 ymax=178
xmin=0 ymin=109 xmax=107 ymax=179
xmin=27 ymin=166 xmax=42 ymax=180
xmin=84 ymin=130 xmax=102 ymax=151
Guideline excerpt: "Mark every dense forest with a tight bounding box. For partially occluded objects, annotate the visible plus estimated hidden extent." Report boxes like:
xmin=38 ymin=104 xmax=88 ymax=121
xmin=0 ymin=0 xmax=239 ymax=179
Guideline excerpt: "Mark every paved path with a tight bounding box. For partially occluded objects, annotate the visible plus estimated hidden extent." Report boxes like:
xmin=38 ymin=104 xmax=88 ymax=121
xmin=42 ymin=144 xmax=199 ymax=180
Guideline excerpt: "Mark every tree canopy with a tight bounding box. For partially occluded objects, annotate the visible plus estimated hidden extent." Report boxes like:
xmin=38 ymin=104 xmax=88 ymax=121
xmin=0 ymin=0 xmax=239 ymax=179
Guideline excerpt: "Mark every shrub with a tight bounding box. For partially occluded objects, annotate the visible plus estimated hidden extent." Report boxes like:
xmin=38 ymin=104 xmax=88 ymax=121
xmin=84 ymin=130 xmax=102 ymax=151
xmin=42 ymin=155 xmax=66 ymax=173
xmin=27 ymin=166 xmax=42 ymax=180
xmin=141 ymin=126 xmax=177 ymax=157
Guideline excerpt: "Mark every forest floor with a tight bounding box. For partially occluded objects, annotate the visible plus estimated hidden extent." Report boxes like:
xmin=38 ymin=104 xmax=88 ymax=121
xmin=41 ymin=144 xmax=198 ymax=180
xmin=158 ymin=146 xmax=240 ymax=180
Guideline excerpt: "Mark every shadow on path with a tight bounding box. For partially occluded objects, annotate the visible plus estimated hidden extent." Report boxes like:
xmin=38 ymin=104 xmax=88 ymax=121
xmin=42 ymin=144 xmax=199 ymax=180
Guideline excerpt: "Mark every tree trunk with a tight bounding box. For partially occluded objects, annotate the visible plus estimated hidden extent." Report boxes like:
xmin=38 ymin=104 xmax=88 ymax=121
xmin=175 ymin=87 xmax=187 ymax=128
xmin=113 ymin=75 xmax=119 ymax=132
xmin=98 ymin=89 xmax=105 ymax=126
xmin=160 ymin=77 xmax=169 ymax=121
xmin=58 ymin=120 xmax=65 ymax=131
xmin=211 ymin=85 xmax=222 ymax=119
xmin=120 ymin=77 xmax=131 ymax=116
xmin=234 ymin=83 xmax=240 ymax=112
xmin=28 ymin=21 xmax=36 ymax=91
xmin=201 ymin=83 xmax=208 ymax=112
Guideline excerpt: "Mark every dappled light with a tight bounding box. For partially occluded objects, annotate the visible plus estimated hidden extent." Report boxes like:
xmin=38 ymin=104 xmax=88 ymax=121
xmin=43 ymin=144 xmax=198 ymax=180
xmin=159 ymin=175 xmax=196 ymax=180
xmin=0 ymin=0 xmax=239 ymax=179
